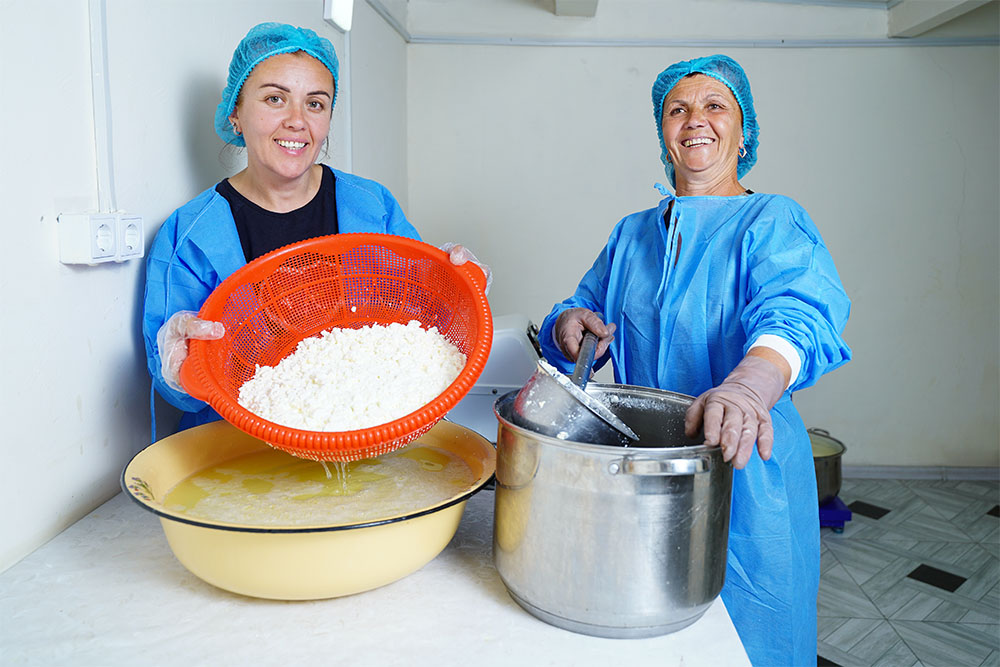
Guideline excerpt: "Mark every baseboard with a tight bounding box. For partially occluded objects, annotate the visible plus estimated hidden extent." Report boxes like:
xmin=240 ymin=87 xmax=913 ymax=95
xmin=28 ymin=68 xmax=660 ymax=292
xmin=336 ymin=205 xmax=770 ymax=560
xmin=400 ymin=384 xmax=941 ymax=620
xmin=842 ymin=465 xmax=1000 ymax=481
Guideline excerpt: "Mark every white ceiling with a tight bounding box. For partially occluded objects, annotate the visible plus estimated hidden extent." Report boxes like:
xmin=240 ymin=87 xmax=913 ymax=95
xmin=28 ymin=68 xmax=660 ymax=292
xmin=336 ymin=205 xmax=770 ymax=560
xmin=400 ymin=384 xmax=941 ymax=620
xmin=765 ymin=0 xmax=997 ymax=36
xmin=381 ymin=0 xmax=998 ymax=41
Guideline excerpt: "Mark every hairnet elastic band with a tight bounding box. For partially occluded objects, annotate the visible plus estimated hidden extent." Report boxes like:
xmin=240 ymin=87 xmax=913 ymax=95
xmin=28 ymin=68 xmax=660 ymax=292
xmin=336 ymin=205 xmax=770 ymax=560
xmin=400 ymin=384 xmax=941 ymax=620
xmin=223 ymin=45 xmax=336 ymax=124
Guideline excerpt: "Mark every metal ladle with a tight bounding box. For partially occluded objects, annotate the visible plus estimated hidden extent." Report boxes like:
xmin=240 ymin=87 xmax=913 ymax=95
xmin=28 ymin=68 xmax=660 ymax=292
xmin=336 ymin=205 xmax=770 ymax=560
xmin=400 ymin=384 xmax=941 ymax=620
xmin=511 ymin=332 xmax=640 ymax=446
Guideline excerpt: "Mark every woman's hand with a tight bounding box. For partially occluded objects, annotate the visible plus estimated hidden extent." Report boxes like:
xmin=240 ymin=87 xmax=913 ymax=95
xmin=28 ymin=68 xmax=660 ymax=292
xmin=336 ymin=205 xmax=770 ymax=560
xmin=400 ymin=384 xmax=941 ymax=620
xmin=439 ymin=243 xmax=493 ymax=295
xmin=683 ymin=352 xmax=788 ymax=469
xmin=156 ymin=311 xmax=225 ymax=393
xmin=554 ymin=308 xmax=616 ymax=362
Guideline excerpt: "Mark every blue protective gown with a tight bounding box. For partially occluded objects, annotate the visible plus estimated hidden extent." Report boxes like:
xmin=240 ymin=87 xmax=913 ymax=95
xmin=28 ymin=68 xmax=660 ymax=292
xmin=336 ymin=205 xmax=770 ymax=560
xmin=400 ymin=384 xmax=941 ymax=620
xmin=538 ymin=191 xmax=851 ymax=666
xmin=142 ymin=168 xmax=421 ymax=433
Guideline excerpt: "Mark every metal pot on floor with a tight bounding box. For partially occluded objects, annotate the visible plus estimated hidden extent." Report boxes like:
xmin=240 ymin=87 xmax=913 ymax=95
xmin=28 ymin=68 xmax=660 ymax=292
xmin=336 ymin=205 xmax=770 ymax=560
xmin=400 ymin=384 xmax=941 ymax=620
xmin=493 ymin=384 xmax=732 ymax=639
xmin=809 ymin=428 xmax=847 ymax=504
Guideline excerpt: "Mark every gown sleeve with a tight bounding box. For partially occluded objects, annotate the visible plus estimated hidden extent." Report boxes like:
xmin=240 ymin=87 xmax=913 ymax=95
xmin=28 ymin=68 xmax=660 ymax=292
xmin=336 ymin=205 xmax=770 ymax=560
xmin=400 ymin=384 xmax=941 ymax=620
xmin=141 ymin=208 xmax=219 ymax=414
xmin=537 ymin=222 xmax=626 ymax=374
xmin=741 ymin=199 xmax=852 ymax=392
xmin=381 ymin=188 xmax=421 ymax=241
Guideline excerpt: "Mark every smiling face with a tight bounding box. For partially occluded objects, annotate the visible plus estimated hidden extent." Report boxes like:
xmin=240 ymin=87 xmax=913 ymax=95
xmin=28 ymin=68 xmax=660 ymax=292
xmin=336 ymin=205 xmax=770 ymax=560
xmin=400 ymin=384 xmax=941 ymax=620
xmin=229 ymin=52 xmax=335 ymax=189
xmin=661 ymin=74 xmax=745 ymax=195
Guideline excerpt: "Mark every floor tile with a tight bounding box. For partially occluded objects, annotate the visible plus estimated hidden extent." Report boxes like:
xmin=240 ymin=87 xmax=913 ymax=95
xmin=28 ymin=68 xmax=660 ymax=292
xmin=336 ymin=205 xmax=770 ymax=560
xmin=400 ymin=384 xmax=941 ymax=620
xmin=905 ymin=481 xmax=986 ymax=519
xmin=817 ymin=639 xmax=874 ymax=667
xmin=818 ymin=561 xmax=883 ymax=619
xmin=891 ymin=620 xmax=997 ymax=666
xmin=818 ymin=615 xmax=849 ymax=641
xmin=861 ymin=555 xmax=929 ymax=603
xmin=959 ymin=554 xmax=1000 ymax=605
xmin=822 ymin=541 xmax=840 ymax=576
xmin=907 ymin=564 xmax=967 ymax=592
xmin=876 ymin=576 xmax=999 ymax=621
xmin=929 ymin=542 xmax=991 ymax=571
xmin=874 ymin=513 xmax=980 ymax=544
xmin=851 ymin=500 xmax=892 ymax=520
xmin=825 ymin=617 xmax=881 ymax=650
xmin=871 ymin=638 xmax=920 ymax=667
xmin=962 ymin=609 xmax=1000 ymax=624
xmin=824 ymin=536 xmax=905 ymax=586
xmin=891 ymin=588 xmax=948 ymax=621
xmin=925 ymin=598 xmax=977 ymax=622
xmin=851 ymin=620 xmax=907 ymax=664
xmin=874 ymin=581 xmax=925 ymax=618
xmin=980 ymin=524 xmax=999 ymax=548
xmin=981 ymin=582 xmax=999 ymax=610
xmin=840 ymin=479 xmax=912 ymax=507
xmin=951 ymin=481 xmax=1000 ymax=500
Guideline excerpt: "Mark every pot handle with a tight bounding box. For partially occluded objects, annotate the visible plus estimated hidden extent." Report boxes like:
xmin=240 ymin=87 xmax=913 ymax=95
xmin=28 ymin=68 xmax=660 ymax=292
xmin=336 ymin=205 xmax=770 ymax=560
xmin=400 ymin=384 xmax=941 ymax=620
xmin=609 ymin=456 xmax=711 ymax=476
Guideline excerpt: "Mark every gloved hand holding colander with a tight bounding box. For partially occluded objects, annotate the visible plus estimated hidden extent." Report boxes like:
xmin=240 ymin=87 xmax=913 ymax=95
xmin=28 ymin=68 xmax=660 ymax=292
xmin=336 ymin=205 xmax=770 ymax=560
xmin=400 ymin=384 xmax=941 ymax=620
xmin=157 ymin=311 xmax=225 ymax=393
xmin=684 ymin=353 xmax=789 ymax=470
xmin=439 ymin=243 xmax=492 ymax=295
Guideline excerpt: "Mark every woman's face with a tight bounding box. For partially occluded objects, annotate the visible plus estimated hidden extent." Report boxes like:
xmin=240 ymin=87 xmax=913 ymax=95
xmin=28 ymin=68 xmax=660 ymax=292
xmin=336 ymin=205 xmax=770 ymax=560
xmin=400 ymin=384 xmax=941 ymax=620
xmin=229 ymin=52 xmax=335 ymax=185
xmin=661 ymin=74 xmax=743 ymax=187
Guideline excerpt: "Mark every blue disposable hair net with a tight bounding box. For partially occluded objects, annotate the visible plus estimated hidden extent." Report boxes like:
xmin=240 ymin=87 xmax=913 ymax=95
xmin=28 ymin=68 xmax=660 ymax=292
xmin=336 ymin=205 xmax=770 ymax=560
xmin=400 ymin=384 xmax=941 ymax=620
xmin=215 ymin=22 xmax=340 ymax=146
xmin=651 ymin=54 xmax=759 ymax=187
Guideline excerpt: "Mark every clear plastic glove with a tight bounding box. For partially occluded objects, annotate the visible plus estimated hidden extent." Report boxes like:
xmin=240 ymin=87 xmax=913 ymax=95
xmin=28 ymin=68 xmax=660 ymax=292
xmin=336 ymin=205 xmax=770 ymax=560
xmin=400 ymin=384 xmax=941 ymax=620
xmin=439 ymin=242 xmax=493 ymax=295
xmin=553 ymin=307 xmax=617 ymax=363
xmin=683 ymin=355 xmax=786 ymax=469
xmin=156 ymin=310 xmax=225 ymax=393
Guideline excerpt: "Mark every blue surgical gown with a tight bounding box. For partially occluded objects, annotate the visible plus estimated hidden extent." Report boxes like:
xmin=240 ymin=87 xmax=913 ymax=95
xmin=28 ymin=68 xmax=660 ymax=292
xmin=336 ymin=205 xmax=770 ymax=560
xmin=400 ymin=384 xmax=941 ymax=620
xmin=538 ymin=192 xmax=851 ymax=666
xmin=142 ymin=168 xmax=421 ymax=433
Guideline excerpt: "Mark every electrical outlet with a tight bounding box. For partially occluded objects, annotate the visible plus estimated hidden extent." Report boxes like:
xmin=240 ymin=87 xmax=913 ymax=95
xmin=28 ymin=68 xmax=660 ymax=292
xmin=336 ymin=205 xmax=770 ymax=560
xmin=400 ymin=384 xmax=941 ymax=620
xmin=90 ymin=215 xmax=117 ymax=260
xmin=58 ymin=212 xmax=144 ymax=264
xmin=117 ymin=215 xmax=144 ymax=260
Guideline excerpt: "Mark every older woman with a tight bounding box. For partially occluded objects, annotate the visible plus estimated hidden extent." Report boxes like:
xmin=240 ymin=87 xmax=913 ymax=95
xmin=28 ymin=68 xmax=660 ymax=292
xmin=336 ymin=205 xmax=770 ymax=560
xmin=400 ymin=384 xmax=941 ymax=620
xmin=538 ymin=55 xmax=851 ymax=664
xmin=143 ymin=23 xmax=486 ymax=434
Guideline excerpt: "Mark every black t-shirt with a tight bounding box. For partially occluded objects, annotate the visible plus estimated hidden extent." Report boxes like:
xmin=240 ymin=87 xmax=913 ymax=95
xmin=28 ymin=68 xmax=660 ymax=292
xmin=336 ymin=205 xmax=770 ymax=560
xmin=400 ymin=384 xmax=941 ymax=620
xmin=216 ymin=166 xmax=339 ymax=263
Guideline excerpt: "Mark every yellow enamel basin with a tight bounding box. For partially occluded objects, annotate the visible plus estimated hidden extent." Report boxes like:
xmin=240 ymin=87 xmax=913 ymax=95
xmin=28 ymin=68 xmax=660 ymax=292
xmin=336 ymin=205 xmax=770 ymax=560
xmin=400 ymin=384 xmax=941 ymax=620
xmin=122 ymin=419 xmax=495 ymax=600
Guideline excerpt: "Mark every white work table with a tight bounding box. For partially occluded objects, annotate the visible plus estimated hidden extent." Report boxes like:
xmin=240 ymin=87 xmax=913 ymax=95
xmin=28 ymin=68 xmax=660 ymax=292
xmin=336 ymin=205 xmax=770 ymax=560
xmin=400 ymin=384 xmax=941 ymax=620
xmin=1 ymin=489 xmax=749 ymax=666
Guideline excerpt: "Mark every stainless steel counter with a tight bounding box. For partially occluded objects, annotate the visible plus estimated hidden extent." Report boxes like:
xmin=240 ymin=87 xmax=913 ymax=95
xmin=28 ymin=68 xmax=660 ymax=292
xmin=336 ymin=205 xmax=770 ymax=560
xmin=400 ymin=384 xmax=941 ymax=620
xmin=1 ymin=489 xmax=749 ymax=666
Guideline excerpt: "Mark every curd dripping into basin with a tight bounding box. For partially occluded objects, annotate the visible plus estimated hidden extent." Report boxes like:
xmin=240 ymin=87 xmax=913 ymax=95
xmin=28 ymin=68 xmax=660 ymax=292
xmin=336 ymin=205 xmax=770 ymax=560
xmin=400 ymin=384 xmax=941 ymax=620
xmin=162 ymin=444 xmax=474 ymax=527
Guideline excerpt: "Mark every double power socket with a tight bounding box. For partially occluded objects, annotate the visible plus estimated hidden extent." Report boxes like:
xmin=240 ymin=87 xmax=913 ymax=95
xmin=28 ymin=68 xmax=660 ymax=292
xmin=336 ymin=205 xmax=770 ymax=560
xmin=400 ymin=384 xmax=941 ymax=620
xmin=58 ymin=212 xmax=145 ymax=265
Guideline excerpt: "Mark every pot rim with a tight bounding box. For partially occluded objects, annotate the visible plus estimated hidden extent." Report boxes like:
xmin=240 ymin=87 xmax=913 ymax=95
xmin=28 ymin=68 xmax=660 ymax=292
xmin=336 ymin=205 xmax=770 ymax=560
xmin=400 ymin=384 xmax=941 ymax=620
xmin=808 ymin=427 xmax=847 ymax=459
xmin=495 ymin=385 xmax=719 ymax=457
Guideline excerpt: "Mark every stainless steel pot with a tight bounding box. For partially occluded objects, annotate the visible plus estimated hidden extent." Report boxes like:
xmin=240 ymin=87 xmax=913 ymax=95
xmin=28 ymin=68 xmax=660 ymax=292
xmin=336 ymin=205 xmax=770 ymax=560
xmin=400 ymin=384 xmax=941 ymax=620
xmin=809 ymin=428 xmax=846 ymax=504
xmin=493 ymin=384 xmax=732 ymax=639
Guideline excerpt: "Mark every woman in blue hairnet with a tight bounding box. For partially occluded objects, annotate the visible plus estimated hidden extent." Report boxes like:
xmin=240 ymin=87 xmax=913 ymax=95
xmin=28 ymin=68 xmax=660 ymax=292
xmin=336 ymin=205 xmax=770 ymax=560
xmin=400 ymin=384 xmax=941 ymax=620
xmin=142 ymin=23 xmax=488 ymax=433
xmin=538 ymin=55 xmax=851 ymax=665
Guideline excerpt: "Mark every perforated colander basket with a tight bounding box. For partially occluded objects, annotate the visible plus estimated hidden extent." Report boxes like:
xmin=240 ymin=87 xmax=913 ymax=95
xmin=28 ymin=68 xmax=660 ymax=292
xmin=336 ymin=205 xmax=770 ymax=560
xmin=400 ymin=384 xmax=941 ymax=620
xmin=178 ymin=234 xmax=493 ymax=462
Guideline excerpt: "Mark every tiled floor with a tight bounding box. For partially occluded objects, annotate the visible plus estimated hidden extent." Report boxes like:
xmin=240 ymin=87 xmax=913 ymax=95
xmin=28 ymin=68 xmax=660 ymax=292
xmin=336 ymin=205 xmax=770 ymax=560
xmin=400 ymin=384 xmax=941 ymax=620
xmin=817 ymin=478 xmax=1000 ymax=667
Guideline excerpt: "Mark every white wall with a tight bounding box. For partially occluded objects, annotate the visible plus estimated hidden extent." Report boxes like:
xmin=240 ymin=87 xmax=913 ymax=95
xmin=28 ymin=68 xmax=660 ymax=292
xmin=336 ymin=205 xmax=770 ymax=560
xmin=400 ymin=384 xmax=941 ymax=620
xmin=351 ymin=1 xmax=409 ymax=204
xmin=406 ymin=41 xmax=999 ymax=468
xmin=0 ymin=0 xmax=405 ymax=572
xmin=1 ymin=0 xmax=124 ymax=572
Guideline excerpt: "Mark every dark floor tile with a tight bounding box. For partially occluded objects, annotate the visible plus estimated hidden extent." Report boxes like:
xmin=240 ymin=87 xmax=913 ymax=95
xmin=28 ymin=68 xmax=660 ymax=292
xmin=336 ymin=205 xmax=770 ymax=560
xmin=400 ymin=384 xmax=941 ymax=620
xmin=849 ymin=500 xmax=891 ymax=520
xmin=817 ymin=655 xmax=841 ymax=666
xmin=906 ymin=563 xmax=967 ymax=593
xmin=988 ymin=504 xmax=999 ymax=518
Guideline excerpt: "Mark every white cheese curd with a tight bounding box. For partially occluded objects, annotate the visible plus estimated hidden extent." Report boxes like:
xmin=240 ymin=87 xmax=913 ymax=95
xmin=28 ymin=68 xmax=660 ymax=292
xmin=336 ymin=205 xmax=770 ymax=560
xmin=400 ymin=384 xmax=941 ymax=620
xmin=238 ymin=320 xmax=466 ymax=431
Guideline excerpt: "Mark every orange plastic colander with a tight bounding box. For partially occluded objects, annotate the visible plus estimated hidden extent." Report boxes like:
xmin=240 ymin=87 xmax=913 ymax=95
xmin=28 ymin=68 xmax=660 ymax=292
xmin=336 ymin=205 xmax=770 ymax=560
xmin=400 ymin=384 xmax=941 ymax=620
xmin=178 ymin=233 xmax=493 ymax=462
